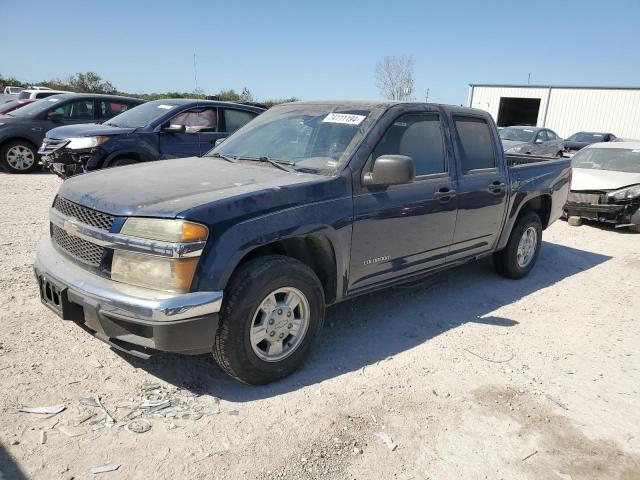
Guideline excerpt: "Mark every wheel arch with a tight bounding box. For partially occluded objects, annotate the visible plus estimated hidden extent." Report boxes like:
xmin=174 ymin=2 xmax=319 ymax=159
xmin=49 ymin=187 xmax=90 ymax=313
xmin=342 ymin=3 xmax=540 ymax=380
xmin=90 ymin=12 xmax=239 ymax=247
xmin=227 ymin=235 xmax=338 ymax=305
xmin=101 ymin=150 xmax=154 ymax=168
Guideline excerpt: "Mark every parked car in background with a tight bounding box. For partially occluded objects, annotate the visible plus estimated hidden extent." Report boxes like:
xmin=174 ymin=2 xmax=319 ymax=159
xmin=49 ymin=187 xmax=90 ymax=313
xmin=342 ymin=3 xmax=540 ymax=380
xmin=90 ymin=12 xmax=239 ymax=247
xmin=0 ymin=99 xmax=36 ymax=115
xmin=34 ymin=101 xmax=571 ymax=384
xmin=17 ymin=89 xmax=70 ymax=100
xmin=563 ymin=131 xmax=616 ymax=156
xmin=3 ymin=86 xmax=24 ymax=95
xmin=499 ymin=126 xmax=564 ymax=157
xmin=40 ymin=99 xmax=265 ymax=178
xmin=565 ymin=142 xmax=640 ymax=232
xmin=0 ymin=93 xmax=143 ymax=173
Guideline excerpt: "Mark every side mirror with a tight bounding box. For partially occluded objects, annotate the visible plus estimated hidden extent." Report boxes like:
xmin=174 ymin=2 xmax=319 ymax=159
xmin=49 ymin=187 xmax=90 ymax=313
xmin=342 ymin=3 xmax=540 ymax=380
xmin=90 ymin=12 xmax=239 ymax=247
xmin=535 ymin=138 xmax=543 ymax=144
xmin=214 ymin=137 xmax=226 ymax=147
xmin=162 ymin=123 xmax=186 ymax=133
xmin=47 ymin=111 xmax=63 ymax=122
xmin=363 ymin=155 xmax=415 ymax=187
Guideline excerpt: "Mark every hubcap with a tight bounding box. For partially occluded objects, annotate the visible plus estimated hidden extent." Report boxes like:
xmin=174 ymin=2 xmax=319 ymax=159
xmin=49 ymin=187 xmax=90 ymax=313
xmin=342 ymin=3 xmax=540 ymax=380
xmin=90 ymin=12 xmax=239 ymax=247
xmin=517 ymin=226 xmax=538 ymax=268
xmin=6 ymin=145 xmax=35 ymax=170
xmin=249 ymin=287 xmax=310 ymax=362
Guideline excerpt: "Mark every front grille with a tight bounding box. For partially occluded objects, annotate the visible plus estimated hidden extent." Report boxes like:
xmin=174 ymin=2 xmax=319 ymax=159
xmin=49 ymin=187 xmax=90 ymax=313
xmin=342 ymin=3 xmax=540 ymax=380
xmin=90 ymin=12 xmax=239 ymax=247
xmin=568 ymin=192 xmax=606 ymax=204
xmin=51 ymin=224 xmax=105 ymax=267
xmin=53 ymin=196 xmax=115 ymax=231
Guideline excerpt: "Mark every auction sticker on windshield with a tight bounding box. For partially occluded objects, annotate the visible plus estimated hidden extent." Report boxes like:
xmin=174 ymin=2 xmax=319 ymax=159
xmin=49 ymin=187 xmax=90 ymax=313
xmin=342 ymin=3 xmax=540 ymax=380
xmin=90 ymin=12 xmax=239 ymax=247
xmin=323 ymin=113 xmax=366 ymax=125
xmin=157 ymin=105 xmax=174 ymax=110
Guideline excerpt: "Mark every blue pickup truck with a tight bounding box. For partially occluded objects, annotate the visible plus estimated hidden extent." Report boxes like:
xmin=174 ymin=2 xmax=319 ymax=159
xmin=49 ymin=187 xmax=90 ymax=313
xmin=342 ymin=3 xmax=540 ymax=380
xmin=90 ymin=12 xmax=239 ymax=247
xmin=39 ymin=99 xmax=265 ymax=178
xmin=34 ymin=101 xmax=571 ymax=384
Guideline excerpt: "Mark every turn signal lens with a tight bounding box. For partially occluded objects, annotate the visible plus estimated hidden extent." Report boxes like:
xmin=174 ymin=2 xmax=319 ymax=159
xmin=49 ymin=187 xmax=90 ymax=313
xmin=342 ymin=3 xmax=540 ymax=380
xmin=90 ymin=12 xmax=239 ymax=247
xmin=120 ymin=218 xmax=208 ymax=243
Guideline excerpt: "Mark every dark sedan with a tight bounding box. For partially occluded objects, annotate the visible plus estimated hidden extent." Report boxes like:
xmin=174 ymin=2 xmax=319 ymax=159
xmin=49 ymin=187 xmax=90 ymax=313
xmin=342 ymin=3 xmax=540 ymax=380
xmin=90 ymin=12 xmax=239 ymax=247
xmin=563 ymin=131 xmax=616 ymax=156
xmin=0 ymin=94 xmax=143 ymax=173
xmin=499 ymin=126 xmax=564 ymax=157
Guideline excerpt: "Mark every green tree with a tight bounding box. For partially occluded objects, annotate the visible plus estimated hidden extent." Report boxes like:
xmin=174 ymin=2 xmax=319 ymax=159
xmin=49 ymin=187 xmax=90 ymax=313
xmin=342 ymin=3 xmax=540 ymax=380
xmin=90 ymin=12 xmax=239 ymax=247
xmin=67 ymin=72 xmax=116 ymax=94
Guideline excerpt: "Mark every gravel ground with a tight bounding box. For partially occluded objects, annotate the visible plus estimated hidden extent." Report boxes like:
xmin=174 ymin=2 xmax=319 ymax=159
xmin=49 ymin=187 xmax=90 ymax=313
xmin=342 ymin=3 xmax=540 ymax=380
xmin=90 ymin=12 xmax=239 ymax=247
xmin=0 ymin=172 xmax=639 ymax=480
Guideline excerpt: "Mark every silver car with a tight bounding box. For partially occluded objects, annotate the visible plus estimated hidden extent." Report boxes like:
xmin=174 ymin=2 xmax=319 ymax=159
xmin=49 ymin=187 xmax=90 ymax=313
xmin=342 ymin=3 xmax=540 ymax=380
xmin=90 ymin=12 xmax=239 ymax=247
xmin=500 ymin=126 xmax=564 ymax=157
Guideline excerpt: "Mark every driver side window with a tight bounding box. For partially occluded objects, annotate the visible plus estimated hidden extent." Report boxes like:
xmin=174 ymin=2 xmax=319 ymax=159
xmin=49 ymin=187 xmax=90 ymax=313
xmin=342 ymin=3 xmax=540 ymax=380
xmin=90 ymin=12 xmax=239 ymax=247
xmin=53 ymin=100 xmax=95 ymax=120
xmin=371 ymin=113 xmax=446 ymax=176
xmin=170 ymin=108 xmax=217 ymax=133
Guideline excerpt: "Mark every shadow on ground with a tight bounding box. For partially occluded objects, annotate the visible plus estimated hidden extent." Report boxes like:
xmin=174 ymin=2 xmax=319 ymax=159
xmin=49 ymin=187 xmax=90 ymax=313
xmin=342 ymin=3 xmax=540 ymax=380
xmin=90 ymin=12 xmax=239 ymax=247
xmin=0 ymin=444 xmax=27 ymax=480
xmin=116 ymin=241 xmax=611 ymax=401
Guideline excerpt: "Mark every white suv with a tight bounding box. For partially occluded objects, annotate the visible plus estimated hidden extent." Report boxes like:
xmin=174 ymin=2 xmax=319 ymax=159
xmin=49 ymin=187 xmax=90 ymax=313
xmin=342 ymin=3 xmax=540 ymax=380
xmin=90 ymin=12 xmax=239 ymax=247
xmin=17 ymin=89 xmax=71 ymax=100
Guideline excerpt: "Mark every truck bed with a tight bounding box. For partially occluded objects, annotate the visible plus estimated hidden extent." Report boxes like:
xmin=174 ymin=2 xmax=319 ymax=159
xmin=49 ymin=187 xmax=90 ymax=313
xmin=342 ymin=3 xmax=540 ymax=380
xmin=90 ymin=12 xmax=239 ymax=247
xmin=505 ymin=153 xmax=566 ymax=166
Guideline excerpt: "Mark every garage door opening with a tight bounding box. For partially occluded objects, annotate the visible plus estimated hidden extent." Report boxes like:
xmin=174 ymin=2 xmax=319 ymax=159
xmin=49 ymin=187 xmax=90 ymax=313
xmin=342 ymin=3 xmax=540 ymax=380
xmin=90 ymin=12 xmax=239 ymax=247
xmin=497 ymin=97 xmax=540 ymax=127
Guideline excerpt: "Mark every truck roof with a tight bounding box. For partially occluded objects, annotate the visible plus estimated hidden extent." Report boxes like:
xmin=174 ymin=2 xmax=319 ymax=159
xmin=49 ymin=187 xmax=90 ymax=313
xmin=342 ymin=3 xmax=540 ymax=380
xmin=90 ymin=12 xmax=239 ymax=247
xmin=283 ymin=100 xmax=487 ymax=116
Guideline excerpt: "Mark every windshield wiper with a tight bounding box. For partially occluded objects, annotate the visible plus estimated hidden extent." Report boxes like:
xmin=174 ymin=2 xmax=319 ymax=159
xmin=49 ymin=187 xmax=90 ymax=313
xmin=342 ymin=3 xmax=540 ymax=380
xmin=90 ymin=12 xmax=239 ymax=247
xmin=239 ymin=156 xmax=295 ymax=172
xmin=210 ymin=152 xmax=238 ymax=163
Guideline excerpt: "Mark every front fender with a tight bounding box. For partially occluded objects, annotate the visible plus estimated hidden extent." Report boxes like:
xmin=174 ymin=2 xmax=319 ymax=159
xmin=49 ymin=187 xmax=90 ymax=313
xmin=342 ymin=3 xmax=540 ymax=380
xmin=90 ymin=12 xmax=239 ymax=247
xmin=0 ymin=128 xmax=41 ymax=148
xmin=192 ymin=196 xmax=353 ymax=298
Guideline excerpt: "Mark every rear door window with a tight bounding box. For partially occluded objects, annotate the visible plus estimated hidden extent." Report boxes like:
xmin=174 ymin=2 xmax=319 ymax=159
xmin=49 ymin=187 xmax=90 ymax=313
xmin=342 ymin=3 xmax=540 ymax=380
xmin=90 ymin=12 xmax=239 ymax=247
xmin=99 ymin=100 xmax=133 ymax=118
xmin=453 ymin=116 xmax=496 ymax=173
xmin=372 ymin=113 xmax=446 ymax=176
xmin=223 ymin=109 xmax=257 ymax=133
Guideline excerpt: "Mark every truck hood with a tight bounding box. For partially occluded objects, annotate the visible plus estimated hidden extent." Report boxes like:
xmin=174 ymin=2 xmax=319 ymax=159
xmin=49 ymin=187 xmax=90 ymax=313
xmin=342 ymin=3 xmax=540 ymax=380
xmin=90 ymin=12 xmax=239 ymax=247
xmin=501 ymin=140 xmax=527 ymax=151
xmin=571 ymin=168 xmax=640 ymax=191
xmin=58 ymin=156 xmax=326 ymax=217
xmin=46 ymin=123 xmax=135 ymax=139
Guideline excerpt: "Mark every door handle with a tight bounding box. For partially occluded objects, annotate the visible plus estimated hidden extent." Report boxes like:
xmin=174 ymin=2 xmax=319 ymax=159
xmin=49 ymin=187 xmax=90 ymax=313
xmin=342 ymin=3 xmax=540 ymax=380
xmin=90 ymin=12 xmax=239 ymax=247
xmin=489 ymin=181 xmax=506 ymax=193
xmin=434 ymin=187 xmax=456 ymax=201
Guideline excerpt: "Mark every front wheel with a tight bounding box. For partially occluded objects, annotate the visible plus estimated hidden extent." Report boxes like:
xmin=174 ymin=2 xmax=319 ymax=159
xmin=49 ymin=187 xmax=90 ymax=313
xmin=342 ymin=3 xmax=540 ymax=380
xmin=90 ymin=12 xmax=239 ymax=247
xmin=1 ymin=140 xmax=39 ymax=173
xmin=493 ymin=211 xmax=542 ymax=279
xmin=213 ymin=255 xmax=325 ymax=384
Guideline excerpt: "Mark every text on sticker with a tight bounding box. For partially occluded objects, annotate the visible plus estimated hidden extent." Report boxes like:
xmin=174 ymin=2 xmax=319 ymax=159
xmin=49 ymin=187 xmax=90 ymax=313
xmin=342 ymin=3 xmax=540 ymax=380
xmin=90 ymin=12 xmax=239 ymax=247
xmin=323 ymin=113 xmax=366 ymax=125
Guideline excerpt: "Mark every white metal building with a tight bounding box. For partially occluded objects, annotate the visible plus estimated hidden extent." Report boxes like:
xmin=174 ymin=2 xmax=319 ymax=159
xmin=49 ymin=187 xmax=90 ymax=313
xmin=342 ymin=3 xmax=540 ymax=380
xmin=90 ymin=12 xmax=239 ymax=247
xmin=467 ymin=84 xmax=640 ymax=140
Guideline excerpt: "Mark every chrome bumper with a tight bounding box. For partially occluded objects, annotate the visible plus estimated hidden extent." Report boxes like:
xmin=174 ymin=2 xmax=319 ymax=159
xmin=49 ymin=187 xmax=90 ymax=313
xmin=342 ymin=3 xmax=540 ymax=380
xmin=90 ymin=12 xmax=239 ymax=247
xmin=34 ymin=237 xmax=223 ymax=356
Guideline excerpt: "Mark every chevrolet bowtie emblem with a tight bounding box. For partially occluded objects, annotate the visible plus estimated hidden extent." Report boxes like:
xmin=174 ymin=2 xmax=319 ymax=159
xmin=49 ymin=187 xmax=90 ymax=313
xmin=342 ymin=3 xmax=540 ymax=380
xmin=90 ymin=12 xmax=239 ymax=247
xmin=63 ymin=220 xmax=79 ymax=237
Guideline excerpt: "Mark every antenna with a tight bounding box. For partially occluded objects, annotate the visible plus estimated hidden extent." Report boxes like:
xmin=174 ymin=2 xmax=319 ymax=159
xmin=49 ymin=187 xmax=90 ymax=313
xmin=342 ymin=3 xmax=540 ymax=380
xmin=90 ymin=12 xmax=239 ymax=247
xmin=425 ymin=88 xmax=430 ymax=103
xmin=193 ymin=52 xmax=199 ymax=91
xmin=527 ymin=72 xmax=531 ymax=85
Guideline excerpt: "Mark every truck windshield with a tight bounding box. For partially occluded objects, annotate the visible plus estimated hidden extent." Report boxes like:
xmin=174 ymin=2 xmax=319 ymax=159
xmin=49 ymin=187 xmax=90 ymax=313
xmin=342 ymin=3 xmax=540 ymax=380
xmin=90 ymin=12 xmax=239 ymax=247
xmin=104 ymin=100 xmax=179 ymax=128
xmin=572 ymin=148 xmax=640 ymax=173
xmin=499 ymin=127 xmax=536 ymax=142
xmin=207 ymin=104 xmax=375 ymax=175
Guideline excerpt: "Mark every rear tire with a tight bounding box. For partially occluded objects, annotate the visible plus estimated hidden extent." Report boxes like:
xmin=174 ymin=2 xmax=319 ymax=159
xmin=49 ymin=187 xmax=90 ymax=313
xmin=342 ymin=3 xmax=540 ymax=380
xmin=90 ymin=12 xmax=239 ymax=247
xmin=493 ymin=211 xmax=543 ymax=279
xmin=213 ymin=255 xmax=325 ymax=385
xmin=1 ymin=140 xmax=39 ymax=173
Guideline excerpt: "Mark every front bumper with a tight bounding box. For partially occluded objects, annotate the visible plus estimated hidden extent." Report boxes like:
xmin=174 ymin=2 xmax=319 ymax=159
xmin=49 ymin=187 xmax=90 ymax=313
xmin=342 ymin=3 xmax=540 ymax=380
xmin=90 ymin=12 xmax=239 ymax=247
xmin=564 ymin=200 xmax=640 ymax=226
xmin=34 ymin=236 xmax=223 ymax=358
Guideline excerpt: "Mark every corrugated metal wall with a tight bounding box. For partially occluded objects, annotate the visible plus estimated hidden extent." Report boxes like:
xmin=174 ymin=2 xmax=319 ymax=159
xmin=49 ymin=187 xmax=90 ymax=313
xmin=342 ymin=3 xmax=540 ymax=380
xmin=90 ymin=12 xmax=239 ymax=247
xmin=468 ymin=86 xmax=640 ymax=139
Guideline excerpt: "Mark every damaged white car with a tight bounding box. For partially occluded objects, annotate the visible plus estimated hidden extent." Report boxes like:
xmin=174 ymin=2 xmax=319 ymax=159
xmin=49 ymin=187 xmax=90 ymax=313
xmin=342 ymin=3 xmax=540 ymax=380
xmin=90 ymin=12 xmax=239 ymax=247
xmin=565 ymin=142 xmax=640 ymax=232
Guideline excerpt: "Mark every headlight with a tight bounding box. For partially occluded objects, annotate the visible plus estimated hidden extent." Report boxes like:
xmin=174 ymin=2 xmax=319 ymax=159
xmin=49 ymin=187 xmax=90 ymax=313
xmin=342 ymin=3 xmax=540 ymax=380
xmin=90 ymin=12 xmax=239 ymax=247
xmin=607 ymin=184 xmax=640 ymax=201
xmin=506 ymin=145 xmax=524 ymax=153
xmin=120 ymin=218 xmax=208 ymax=242
xmin=111 ymin=251 xmax=199 ymax=293
xmin=66 ymin=136 xmax=111 ymax=150
xmin=112 ymin=218 xmax=209 ymax=292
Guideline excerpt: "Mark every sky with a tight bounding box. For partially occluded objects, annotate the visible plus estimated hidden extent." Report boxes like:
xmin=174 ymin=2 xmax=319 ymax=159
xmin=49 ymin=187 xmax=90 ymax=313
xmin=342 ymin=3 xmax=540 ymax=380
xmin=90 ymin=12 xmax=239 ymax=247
xmin=1 ymin=0 xmax=639 ymax=105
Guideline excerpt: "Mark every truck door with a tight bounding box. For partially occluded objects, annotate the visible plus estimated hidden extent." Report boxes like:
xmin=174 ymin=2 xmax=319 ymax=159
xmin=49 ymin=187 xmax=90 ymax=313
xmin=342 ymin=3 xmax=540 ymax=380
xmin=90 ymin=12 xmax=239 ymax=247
xmin=158 ymin=108 xmax=213 ymax=159
xmin=349 ymin=110 xmax=458 ymax=292
xmin=447 ymin=115 xmax=508 ymax=262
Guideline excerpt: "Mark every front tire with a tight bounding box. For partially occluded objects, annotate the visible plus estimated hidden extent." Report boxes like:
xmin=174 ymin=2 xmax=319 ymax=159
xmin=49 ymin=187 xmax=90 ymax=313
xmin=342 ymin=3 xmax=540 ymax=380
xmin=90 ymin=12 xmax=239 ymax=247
xmin=213 ymin=255 xmax=325 ymax=385
xmin=493 ymin=211 xmax=543 ymax=279
xmin=1 ymin=140 xmax=39 ymax=173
